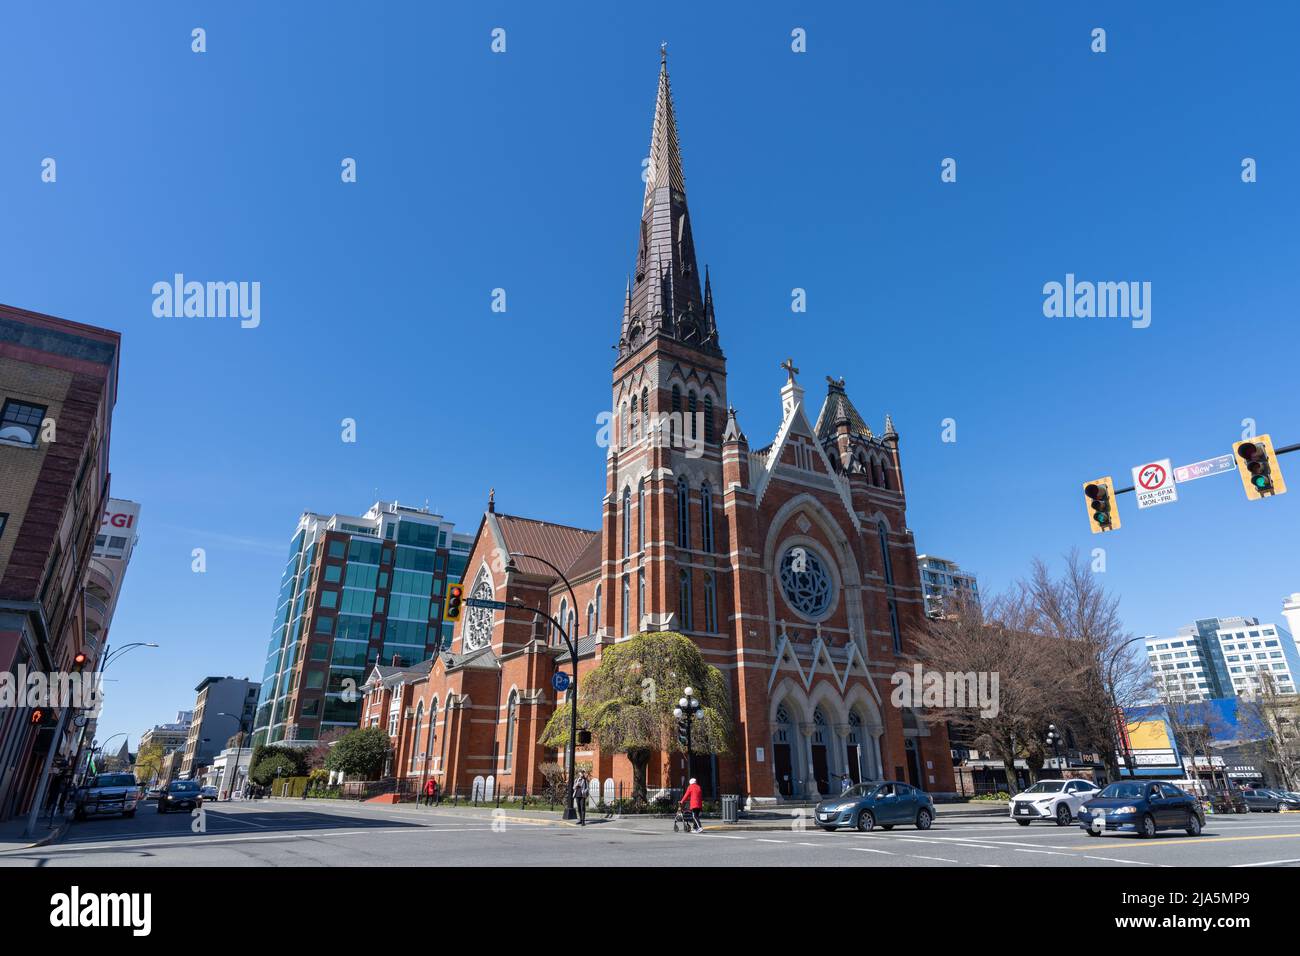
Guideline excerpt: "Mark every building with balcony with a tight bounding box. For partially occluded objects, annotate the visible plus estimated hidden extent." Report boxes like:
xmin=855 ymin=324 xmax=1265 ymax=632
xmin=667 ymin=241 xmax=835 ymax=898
xmin=0 ymin=303 xmax=121 ymax=822
xmin=252 ymin=501 xmax=472 ymax=748
xmin=917 ymin=554 xmax=979 ymax=619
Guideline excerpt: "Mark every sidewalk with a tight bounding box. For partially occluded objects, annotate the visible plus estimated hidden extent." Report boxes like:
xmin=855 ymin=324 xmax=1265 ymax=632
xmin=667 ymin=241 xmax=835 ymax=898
xmin=0 ymin=811 xmax=70 ymax=852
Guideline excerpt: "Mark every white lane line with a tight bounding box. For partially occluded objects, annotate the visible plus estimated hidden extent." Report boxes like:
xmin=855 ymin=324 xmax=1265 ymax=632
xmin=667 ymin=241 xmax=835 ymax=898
xmin=1084 ymin=855 xmax=1169 ymax=867
xmin=911 ymin=855 xmax=960 ymax=863
xmin=756 ymin=838 xmax=789 ymax=844
xmin=1231 ymin=858 xmax=1300 ymax=867
xmin=847 ymin=847 xmax=895 ymax=855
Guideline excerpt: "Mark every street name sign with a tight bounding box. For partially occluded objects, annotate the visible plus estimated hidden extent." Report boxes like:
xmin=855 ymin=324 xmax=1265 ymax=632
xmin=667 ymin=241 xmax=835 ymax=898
xmin=465 ymin=597 xmax=508 ymax=610
xmin=1173 ymin=455 xmax=1234 ymax=483
xmin=1131 ymin=458 xmax=1178 ymax=509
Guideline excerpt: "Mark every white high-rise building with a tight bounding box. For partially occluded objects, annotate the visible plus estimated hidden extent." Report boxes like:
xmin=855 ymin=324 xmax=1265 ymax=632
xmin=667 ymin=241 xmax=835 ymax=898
xmin=1216 ymin=619 xmax=1299 ymax=698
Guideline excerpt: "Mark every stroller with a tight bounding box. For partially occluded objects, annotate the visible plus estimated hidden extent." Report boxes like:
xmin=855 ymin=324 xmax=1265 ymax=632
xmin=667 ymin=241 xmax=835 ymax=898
xmin=673 ymin=803 xmax=700 ymax=833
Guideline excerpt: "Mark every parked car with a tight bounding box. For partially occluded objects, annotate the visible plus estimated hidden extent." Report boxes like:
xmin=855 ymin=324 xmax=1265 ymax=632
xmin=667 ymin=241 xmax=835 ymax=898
xmin=72 ymin=772 xmax=140 ymax=821
xmin=1242 ymin=788 xmax=1298 ymax=812
xmin=200 ymin=786 xmax=219 ymax=800
xmin=1076 ymin=780 xmax=1204 ymax=838
xmin=145 ymin=786 xmax=165 ymax=801
xmin=1205 ymin=787 xmax=1249 ymax=814
xmin=157 ymin=779 xmax=204 ymax=814
xmin=1009 ymin=779 xmax=1100 ymax=826
xmin=814 ymin=781 xmax=934 ymax=832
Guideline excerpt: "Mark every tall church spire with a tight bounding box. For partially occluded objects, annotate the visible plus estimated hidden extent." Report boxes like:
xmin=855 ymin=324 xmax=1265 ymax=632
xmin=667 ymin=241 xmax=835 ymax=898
xmin=618 ymin=46 xmax=720 ymax=363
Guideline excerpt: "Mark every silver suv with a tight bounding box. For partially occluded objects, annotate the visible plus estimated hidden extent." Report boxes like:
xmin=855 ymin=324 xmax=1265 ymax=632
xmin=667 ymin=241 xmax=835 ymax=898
xmin=73 ymin=772 xmax=140 ymax=820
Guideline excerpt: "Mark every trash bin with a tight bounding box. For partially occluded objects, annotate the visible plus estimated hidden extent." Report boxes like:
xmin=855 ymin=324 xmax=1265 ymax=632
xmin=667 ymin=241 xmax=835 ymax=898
xmin=721 ymin=794 xmax=739 ymax=824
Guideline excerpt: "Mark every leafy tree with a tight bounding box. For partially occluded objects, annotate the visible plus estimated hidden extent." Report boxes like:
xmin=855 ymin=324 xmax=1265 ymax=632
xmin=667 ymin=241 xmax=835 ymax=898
xmin=539 ymin=631 xmax=731 ymax=804
xmin=132 ymin=742 xmax=166 ymax=785
xmin=248 ymin=744 xmax=308 ymax=786
xmin=306 ymin=728 xmax=348 ymax=770
xmin=250 ymin=752 xmax=300 ymax=786
xmin=325 ymin=726 xmax=391 ymax=779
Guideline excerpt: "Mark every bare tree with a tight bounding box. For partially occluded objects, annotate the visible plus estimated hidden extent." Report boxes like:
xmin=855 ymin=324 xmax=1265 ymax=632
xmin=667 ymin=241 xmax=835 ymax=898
xmin=1023 ymin=550 xmax=1151 ymax=781
xmin=908 ymin=589 xmax=1078 ymax=794
xmin=1237 ymin=671 xmax=1300 ymax=791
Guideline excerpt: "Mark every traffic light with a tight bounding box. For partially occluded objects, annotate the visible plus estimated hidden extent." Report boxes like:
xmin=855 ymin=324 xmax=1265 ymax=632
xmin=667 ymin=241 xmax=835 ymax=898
xmin=1083 ymin=477 xmax=1121 ymax=533
xmin=72 ymin=652 xmax=88 ymax=670
xmin=676 ymin=719 xmax=689 ymax=746
xmin=1233 ymin=435 xmax=1287 ymax=500
xmin=29 ymin=708 xmax=56 ymax=727
xmin=445 ymin=583 xmax=464 ymax=622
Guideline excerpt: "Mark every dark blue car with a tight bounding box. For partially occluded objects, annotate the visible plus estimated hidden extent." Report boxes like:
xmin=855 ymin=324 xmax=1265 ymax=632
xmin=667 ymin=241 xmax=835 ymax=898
xmin=1076 ymin=780 xmax=1204 ymax=838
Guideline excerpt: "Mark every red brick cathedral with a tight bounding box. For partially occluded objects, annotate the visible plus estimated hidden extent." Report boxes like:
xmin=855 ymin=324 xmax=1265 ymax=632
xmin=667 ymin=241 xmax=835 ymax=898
xmin=362 ymin=53 xmax=954 ymax=804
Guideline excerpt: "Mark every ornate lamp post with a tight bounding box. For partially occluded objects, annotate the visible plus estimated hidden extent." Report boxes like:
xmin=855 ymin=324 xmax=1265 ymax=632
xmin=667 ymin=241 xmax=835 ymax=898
xmin=1046 ymin=724 xmax=1063 ymax=772
xmin=674 ymin=687 xmax=701 ymax=787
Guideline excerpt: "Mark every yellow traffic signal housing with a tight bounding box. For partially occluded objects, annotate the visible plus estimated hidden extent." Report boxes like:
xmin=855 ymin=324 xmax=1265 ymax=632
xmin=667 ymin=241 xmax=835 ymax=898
xmin=445 ymin=582 xmax=465 ymax=621
xmin=1084 ymin=477 xmax=1121 ymax=533
xmin=1233 ymin=435 xmax=1287 ymax=500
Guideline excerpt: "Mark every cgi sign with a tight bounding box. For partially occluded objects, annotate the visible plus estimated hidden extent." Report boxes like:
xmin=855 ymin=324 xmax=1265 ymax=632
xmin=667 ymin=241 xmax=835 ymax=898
xmin=101 ymin=499 xmax=140 ymax=531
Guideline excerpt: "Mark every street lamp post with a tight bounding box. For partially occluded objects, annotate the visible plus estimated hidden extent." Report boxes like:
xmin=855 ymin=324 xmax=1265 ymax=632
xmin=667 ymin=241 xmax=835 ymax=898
xmin=1104 ymin=635 xmax=1147 ymax=779
xmin=505 ymin=552 xmax=580 ymax=822
xmin=25 ymin=641 xmax=158 ymax=837
xmin=674 ymin=688 xmax=701 ymax=788
xmin=1046 ymin=724 xmax=1063 ymax=772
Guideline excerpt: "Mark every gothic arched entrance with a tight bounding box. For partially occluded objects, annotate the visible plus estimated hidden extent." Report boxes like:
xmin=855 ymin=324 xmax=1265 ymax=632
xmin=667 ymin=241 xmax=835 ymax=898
xmin=772 ymin=704 xmax=795 ymax=797
xmin=811 ymin=709 xmax=831 ymax=795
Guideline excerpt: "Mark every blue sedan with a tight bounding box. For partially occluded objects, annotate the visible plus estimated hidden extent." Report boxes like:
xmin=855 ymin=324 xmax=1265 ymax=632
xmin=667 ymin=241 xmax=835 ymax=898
xmin=1076 ymin=781 xmax=1204 ymax=838
xmin=814 ymin=781 xmax=934 ymax=832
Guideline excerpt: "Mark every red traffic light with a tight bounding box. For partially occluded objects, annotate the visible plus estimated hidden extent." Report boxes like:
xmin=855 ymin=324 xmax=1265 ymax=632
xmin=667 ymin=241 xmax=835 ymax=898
xmin=73 ymin=652 xmax=88 ymax=668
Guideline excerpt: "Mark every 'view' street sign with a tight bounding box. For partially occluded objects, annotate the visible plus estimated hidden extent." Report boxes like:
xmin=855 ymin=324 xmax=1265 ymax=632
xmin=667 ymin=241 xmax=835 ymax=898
xmin=1173 ymin=454 xmax=1235 ymax=483
xmin=465 ymin=597 xmax=508 ymax=610
xmin=1132 ymin=458 xmax=1178 ymax=509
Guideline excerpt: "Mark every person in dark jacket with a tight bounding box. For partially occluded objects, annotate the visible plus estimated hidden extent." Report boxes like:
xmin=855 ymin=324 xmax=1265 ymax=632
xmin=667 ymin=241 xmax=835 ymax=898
xmin=679 ymin=777 xmax=704 ymax=833
xmin=572 ymin=771 xmax=591 ymax=826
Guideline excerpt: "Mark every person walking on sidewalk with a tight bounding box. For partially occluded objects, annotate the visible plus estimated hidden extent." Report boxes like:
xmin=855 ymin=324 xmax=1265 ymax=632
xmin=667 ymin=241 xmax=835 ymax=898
xmin=679 ymin=777 xmax=704 ymax=833
xmin=424 ymin=777 xmax=437 ymax=807
xmin=572 ymin=771 xmax=590 ymax=826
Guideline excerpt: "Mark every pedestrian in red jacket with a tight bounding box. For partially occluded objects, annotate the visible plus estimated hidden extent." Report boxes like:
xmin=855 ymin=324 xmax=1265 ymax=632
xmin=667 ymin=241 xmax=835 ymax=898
xmin=679 ymin=778 xmax=704 ymax=833
xmin=424 ymin=777 xmax=437 ymax=807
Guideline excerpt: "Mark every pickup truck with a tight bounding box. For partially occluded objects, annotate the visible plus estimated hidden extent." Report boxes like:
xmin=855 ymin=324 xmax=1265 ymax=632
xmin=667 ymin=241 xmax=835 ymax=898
xmin=73 ymin=772 xmax=140 ymax=820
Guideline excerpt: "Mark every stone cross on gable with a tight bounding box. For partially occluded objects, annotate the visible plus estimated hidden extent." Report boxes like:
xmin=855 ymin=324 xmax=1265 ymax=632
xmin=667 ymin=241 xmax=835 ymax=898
xmin=780 ymin=357 xmax=800 ymax=384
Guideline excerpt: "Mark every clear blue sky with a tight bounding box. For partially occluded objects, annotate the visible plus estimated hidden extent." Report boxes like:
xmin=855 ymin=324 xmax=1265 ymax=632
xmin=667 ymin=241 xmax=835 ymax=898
xmin=3 ymin=3 xmax=1298 ymax=746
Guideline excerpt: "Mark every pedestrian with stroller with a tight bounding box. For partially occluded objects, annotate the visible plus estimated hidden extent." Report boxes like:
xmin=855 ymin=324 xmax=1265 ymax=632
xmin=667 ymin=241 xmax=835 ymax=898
xmin=679 ymin=777 xmax=704 ymax=833
xmin=572 ymin=771 xmax=590 ymax=826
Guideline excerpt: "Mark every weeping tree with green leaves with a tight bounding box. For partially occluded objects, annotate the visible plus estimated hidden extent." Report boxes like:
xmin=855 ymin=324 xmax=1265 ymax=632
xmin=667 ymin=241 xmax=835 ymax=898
xmin=539 ymin=632 xmax=731 ymax=805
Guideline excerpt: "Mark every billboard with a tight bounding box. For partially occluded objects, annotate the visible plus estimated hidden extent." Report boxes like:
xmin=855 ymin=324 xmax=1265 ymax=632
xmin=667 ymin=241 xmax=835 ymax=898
xmin=1118 ymin=707 xmax=1183 ymax=773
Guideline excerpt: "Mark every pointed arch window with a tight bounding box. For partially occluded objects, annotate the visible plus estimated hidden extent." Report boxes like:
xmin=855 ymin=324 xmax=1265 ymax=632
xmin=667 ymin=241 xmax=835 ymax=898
xmin=641 ymin=386 xmax=649 ymax=441
xmin=427 ymin=697 xmax=439 ymax=765
xmin=586 ymin=602 xmax=595 ymax=638
xmin=671 ymin=385 xmax=681 ymax=447
xmin=622 ymin=574 xmax=631 ymax=636
xmin=704 ymin=396 xmax=714 ymax=444
xmin=504 ymin=690 xmax=519 ymax=772
xmin=637 ymin=568 xmax=646 ymax=627
xmin=630 ymin=394 xmax=639 ymax=443
xmin=637 ymin=479 xmax=646 ymax=551
xmin=678 ymin=569 xmax=694 ymax=631
xmin=557 ymin=599 xmax=568 ymax=647
xmin=594 ymin=583 xmax=602 ymax=631
xmin=622 ymin=487 xmax=632 ymax=558
xmin=700 ymin=481 xmax=714 ymax=552
xmin=688 ymin=390 xmax=698 ymax=439
xmin=881 ymin=458 xmax=891 ymax=490
xmin=878 ymin=521 xmax=895 ymax=585
xmin=704 ymin=571 xmax=717 ymax=633
xmin=676 ymin=476 xmax=690 ymax=548
xmin=411 ymin=701 xmax=424 ymax=769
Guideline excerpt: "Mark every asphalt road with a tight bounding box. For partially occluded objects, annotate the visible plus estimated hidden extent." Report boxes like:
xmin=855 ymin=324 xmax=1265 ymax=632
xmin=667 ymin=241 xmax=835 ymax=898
xmin=3 ymin=799 xmax=1300 ymax=867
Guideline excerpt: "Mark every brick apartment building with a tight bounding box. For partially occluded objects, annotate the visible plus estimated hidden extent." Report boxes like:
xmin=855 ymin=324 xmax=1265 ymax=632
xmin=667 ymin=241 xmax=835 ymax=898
xmin=0 ymin=303 xmax=122 ymax=820
xmin=359 ymin=54 xmax=954 ymax=805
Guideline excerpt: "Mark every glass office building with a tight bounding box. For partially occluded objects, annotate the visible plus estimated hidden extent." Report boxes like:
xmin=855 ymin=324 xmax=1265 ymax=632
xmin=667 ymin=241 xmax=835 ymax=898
xmin=252 ymin=501 xmax=473 ymax=747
